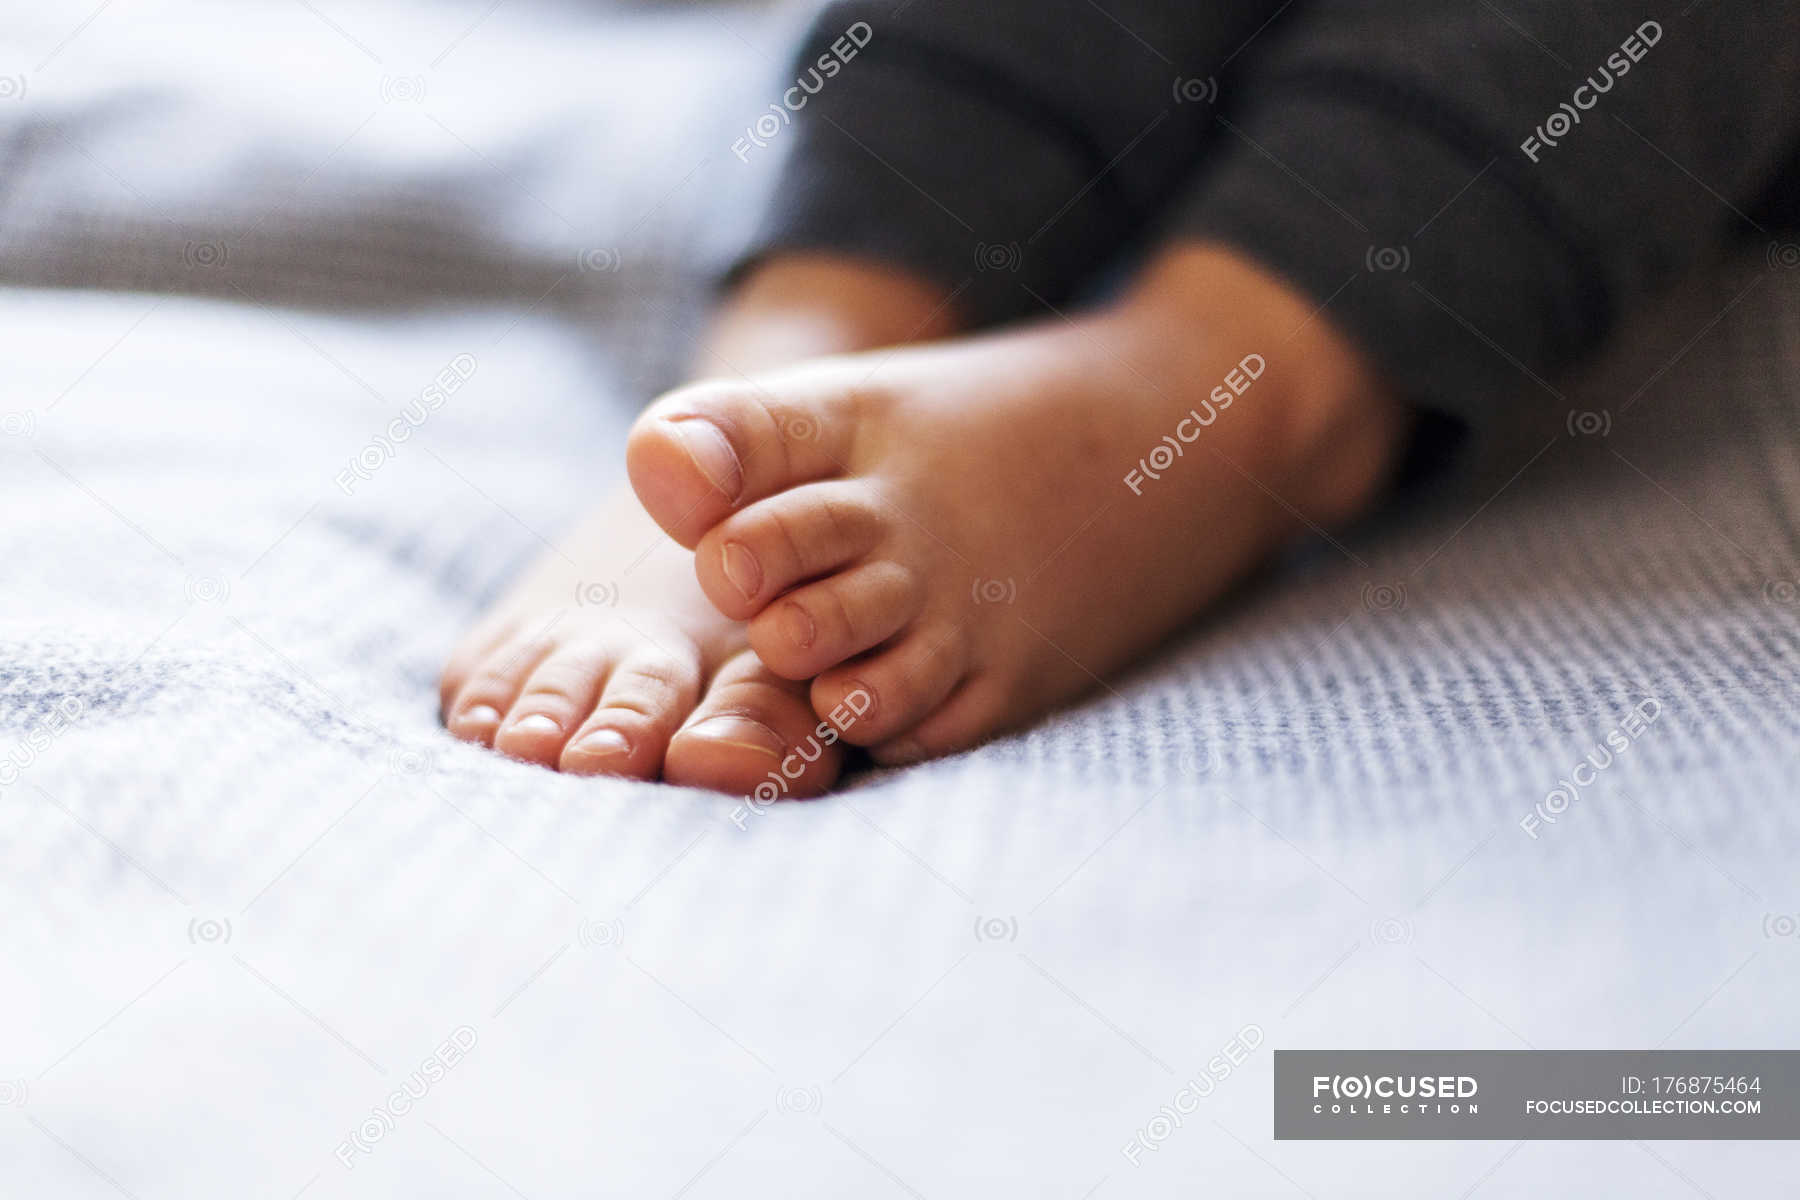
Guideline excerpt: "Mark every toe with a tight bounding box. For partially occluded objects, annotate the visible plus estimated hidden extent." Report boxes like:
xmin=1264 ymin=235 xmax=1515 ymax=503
xmin=870 ymin=673 xmax=1012 ymax=766
xmin=624 ymin=374 xmax=856 ymax=548
xmin=560 ymin=648 xmax=702 ymax=779
xmin=748 ymin=558 xmax=923 ymax=680
xmin=663 ymin=649 xmax=846 ymax=798
xmin=439 ymin=619 xmax=515 ymax=720
xmin=492 ymin=640 xmax=613 ymax=766
xmin=693 ymin=481 xmax=885 ymax=620
xmin=444 ymin=629 xmax=559 ymax=748
xmin=811 ymin=623 xmax=969 ymax=746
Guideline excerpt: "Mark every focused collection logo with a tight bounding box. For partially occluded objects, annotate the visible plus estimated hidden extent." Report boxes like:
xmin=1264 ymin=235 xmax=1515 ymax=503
xmin=1311 ymin=1074 xmax=1480 ymax=1116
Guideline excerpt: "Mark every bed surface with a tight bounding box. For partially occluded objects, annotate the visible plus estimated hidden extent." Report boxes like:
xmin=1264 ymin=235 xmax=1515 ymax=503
xmin=3 ymin=2 xmax=1798 ymax=1195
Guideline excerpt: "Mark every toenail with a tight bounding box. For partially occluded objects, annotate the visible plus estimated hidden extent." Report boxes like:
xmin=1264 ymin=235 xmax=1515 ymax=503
xmin=782 ymin=601 xmax=815 ymax=649
xmin=573 ymin=727 xmax=632 ymax=756
xmin=509 ymin=713 xmax=562 ymax=736
xmin=680 ymin=714 xmax=786 ymax=759
xmin=458 ymin=704 xmax=502 ymax=728
xmin=669 ymin=417 xmax=743 ymax=502
xmin=721 ymin=541 xmax=761 ymax=602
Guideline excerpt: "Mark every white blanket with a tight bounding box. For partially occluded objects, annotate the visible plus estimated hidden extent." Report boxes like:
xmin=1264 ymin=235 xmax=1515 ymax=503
xmin=2 ymin=3 xmax=1797 ymax=1196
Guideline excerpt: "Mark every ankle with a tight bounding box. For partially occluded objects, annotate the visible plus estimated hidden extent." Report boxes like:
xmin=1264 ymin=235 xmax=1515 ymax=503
xmin=1118 ymin=241 xmax=1407 ymax=523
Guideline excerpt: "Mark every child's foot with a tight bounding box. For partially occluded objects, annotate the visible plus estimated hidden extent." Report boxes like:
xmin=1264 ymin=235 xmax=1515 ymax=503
xmin=439 ymin=254 xmax=960 ymax=794
xmin=627 ymin=244 xmax=1408 ymax=764
xmin=437 ymin=488 xmax=851 ymax=795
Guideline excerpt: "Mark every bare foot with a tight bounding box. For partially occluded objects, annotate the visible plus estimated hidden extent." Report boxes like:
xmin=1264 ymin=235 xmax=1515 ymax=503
xmin=439 ymin=255 xmax=959 ymax=794
xmin=625 ymin=244 xmax=1408 ymax=765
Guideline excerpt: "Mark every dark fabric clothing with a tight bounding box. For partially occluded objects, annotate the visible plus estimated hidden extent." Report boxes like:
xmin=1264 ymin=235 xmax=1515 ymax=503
xmin=735 ymin=1 xmax=1800 ymax=431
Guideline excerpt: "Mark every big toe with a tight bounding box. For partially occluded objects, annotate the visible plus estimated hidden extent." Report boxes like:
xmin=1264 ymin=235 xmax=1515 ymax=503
xmin=663 ymin=648 xmax=847 ymax=799
xmin=624 ymin=374 xmax=852 ymax=549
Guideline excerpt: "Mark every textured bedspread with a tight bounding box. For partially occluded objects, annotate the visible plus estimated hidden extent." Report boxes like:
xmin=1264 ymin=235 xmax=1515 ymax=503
xmin=3 ymin=2 xmax=1798 ymax=1196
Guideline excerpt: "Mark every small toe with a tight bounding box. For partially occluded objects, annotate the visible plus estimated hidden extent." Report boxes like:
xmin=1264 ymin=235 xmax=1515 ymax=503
xmin=664 ymin=649 xmax=846 ymax=798
xmin=439 ymin=620 xmax=514 ymax=720
xmin=624 ymin=374 xmax=855 ymax=548
xmin=812 ymin=623 xmax=969 ymax=746
xmin=560 ymin=649 xmax=703 ymax=779
xmin=869 ymin=672 xmax=1011 ymax=766
xmin=445 ymin=631 xmax=559 ymax=748
xmin=492 ymin=641 xmax=613 ymax=766
xmin=693 ymin=481 xmax=885 ymax=620
xmin=748 ymin=558 xmax=923 ymax=680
